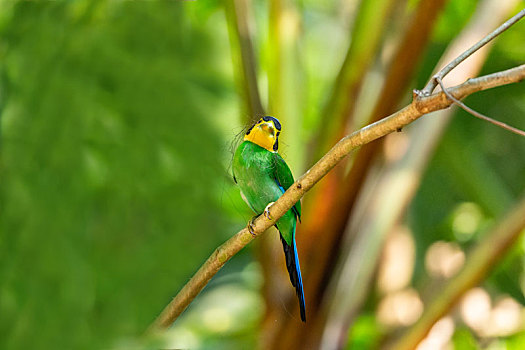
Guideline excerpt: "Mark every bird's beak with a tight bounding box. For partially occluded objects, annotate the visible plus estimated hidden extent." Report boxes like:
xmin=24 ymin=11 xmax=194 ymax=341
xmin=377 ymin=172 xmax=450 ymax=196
xmin=260 ymin=122 xmax=275 ymax=136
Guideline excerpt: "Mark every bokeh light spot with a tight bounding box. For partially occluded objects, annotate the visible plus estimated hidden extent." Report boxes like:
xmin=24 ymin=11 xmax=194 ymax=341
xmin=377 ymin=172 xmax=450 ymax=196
xmin=425 ymin=241 xmax=465 ymax=278
xmin=460 ymin=288 xmax=491 ymax=331
xmin=377 ymin=288 xmax=423 ymax=327
xmin=452 ymin=202 xmax=483 ymax=241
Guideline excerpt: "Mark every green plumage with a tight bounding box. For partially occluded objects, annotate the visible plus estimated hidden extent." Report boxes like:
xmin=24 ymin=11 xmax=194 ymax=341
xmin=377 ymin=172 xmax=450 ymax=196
xmin=233 ymin=141 xmax=301 ymax=244
xmin=233 ymin=139 xmax=306 ymax=322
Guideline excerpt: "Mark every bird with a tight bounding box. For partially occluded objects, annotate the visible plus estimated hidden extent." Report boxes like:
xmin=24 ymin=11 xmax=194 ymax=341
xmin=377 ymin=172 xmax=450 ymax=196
xmin=232 ymin=116 xmax=306 ymax=322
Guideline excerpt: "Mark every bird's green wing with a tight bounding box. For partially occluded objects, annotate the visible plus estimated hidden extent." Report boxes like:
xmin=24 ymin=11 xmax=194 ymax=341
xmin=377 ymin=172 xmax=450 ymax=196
xmin=273 ymin=153 xmax=301 ymax=220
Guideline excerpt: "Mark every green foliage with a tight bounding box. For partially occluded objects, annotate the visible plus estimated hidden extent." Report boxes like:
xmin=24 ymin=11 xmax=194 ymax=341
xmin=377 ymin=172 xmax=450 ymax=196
xmin=451 ymin=328 xmax=478 ymax=350
xmin=506 ymin=330 xmax=525 ymax=349
xmin=0 ymin=1 xmax=232 ymax=349
xmin=345 ymin=313 xmax=382 ymax=350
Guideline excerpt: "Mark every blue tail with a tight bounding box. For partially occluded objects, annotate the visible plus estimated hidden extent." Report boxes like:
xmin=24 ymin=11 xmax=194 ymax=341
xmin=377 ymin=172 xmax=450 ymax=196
xmin=292 ymin=234 xmax=306 ymax=322
xmin=279 ymin=229 xmax=306 ymax=322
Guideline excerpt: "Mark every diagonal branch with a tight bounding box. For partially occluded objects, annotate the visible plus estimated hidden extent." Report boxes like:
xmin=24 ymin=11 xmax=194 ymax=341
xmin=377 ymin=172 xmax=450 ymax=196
xmin=148 ymin=64 xmax=525 ymax=332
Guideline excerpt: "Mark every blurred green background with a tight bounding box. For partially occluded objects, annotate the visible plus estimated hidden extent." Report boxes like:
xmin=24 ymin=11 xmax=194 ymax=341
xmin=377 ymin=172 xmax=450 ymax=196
xmin=0 ymin=2 xmax=251 ymax=349
xmin=0 ymin=1 xmax=524 ymax=349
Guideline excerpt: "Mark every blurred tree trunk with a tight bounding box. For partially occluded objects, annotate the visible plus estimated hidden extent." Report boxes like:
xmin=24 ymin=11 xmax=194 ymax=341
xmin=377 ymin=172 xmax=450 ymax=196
xmin=224 ymin=0 xmax=264 ymax=120
xmin=261 ymin=0 xmax=448 ymax=349
xmin=259 ymin=0 xmax=305 ymax=348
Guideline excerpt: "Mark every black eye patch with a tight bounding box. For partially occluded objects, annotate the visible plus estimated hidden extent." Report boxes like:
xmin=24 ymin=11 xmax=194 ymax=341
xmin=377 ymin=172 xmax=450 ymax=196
xmin=272 ymin=131 xmax=281 ymax=151
xmin=245 ymin=124 xmax=255 ymax=135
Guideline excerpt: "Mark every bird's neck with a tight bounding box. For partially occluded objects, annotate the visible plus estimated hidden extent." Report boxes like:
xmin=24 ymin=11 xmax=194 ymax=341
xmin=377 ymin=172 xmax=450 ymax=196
xmin=244 ymin=130 xmax=276 ymax=152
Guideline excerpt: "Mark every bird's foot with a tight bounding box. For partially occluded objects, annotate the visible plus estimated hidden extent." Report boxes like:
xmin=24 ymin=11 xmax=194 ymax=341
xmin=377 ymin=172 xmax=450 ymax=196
xmin=247 ymin=216 xmax=257 ymax=237
xmin=263 ymin=202 xmax=275 ymax=220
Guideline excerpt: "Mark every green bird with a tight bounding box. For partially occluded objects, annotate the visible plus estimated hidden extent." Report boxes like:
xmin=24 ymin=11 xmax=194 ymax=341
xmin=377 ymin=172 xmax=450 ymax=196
xmin=232 ymin=116 xmax=306 ymax=322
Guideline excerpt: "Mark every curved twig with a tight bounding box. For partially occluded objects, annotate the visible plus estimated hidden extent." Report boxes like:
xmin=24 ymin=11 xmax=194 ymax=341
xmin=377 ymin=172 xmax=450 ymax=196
xmin=421 ymin=8 xmax=525 ymax=96
xmin=437 ymin=76 xmax=525 ymax=137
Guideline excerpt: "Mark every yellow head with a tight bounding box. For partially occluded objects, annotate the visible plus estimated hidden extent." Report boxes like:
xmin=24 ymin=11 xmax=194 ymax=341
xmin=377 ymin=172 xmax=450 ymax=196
xmin=244 ymin=116 xmax=282 ymax=152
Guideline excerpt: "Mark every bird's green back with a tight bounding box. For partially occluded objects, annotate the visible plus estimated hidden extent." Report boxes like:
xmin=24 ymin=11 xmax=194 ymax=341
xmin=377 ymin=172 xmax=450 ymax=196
xmin=232 ymin=140 xmax=300 ymax=244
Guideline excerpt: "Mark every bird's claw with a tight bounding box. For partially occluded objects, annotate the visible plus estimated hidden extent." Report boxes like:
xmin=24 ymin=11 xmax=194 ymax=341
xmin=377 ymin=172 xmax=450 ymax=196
xmin=263 ymin=202 xmax=275 ymax=220
xmin=247 ymin=202 xmax=275 ymax=237
xmin=247 ymin=217 xmax=257 ymax=237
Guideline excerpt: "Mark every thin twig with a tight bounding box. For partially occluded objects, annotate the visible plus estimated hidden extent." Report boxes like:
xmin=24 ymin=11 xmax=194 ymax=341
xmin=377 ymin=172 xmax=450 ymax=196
xmin=147 ymin=64 xmax=525 ymax=332
xmin=421 ymin=8 xmax=525 ymax=96
xmin=437 ymin=76 xmax=525 ymax=137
